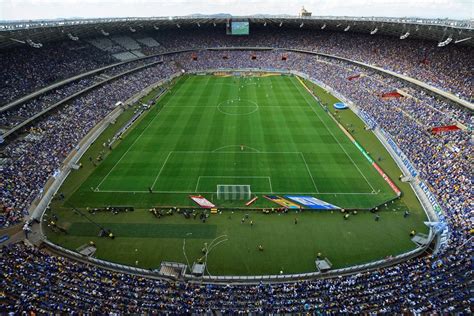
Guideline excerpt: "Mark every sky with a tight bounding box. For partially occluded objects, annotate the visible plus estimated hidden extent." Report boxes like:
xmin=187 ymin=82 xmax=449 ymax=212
xmin=0 ymin=0 xmax=472 ymax=21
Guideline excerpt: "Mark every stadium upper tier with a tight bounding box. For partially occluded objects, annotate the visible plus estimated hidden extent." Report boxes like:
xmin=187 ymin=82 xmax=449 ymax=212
xmin=0 ymin=25 xmax=473 ymax=107
xmin=0 ymin=19 xmax=472 ymax=314
xmin=1 ymin=16 xmax=473 ymax=49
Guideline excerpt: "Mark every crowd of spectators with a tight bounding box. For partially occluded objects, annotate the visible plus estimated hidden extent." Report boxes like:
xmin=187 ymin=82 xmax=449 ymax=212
xmin=0 ymin=33 xmax=472 ymax=313
xmin=1 ymin=234 xmax=470 ymax=313
xmin=0 ymin=41 xmax=115 ymax=105
xmin=1 ymin=62 xmax=179 ymax=227
xmin=1 ymin=27 xmax=471 ymax=107
xmin=0 ymin=79 xmax=95 ymax=129
xmin=147 ymin=27 xmax=473 ymax=101
xmin=0 ymin=55 xmax=165 ymax=131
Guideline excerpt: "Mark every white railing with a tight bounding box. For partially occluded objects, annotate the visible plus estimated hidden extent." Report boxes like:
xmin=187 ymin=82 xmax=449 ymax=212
xmin=1 ymin=16 xmax=472 ymax=30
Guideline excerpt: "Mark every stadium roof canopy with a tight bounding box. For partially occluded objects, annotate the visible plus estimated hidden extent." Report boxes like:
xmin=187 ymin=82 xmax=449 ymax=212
xmin=0 ymin=16 xmax=473 ymax=49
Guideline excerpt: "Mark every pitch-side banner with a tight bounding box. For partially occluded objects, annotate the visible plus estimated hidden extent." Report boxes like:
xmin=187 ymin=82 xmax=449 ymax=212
xmin=264 ymin=195 xmax=300 ymax=209
xmin=431 ymin=125 xmax=460 ymax=134
xmin=189 ymin=195 xmax=215 ymax=208
xmin=285 ymin=196 xmax=340 ymax=210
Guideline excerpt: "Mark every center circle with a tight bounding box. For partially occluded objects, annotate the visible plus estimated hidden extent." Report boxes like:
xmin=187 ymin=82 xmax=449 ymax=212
xmin=217 ymin=99 xmax=259 ymax=115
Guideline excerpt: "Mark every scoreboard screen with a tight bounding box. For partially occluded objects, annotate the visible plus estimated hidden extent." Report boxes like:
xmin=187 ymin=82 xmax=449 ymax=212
xmin=228 ymin=21 xmax=249 ymax=35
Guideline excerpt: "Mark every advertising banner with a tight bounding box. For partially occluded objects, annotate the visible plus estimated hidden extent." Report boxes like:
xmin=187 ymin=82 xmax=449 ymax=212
xmin=431 ymin=125 xmax=460 ymax=134
xmin=264 ymin=195 xmax=300 ymax=209
xmin=285 ymin=196 xmax=340 ymax=210
xmin=381 ymin=129 xmax=418 ymax=178
xmin=189 ymin=195 xmax=215 ymax=208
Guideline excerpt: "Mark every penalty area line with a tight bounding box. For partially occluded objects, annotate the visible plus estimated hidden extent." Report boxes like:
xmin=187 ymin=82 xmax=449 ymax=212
xmin=292 ymin=77 xmax=376 ymax=193
xmin=299 ymin=152 xmax=319 ymax=194
xmin=150 ymin=151 xmax=173 ymax=190
xmin=94 ymin=91 xmax=178 ymax=191
xmin=93 ymin=189 xmax=378 ymax=195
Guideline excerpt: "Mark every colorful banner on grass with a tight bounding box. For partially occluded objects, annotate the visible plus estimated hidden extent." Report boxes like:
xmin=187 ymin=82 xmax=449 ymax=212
xmin=245 ymin=196 xmax=258 ymax=206
xmin=285 ymin=196 xmax=340 ymax=210
xmin=264 ymin=195 xmax=300 ymax=209
xmin=189 ymin=195 xmax=215 ymax=208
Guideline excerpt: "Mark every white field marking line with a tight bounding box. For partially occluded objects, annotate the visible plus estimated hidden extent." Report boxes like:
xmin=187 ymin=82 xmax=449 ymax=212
xmin=212 ymin=145 xmax=261 ymax=153
xmin=299 ymin=152 xmax=319 ymax=193
xmin=95 ymin=93 xmax=176 ymax=190
xmin=212 ymin=83 xmax=236 ymax=87
xmin=268 ymin=177 xmax=274 ymax=193
xmin=96 ymin=77 xmax=192 ymax=190
xmin=95 ymin=190 xmax=378 ymax=195
xmin=195 ymin=176 xmax=272 ymax=193
xmin=291 ymin=77 xmax=376 ymax=192
xmin=194 ymin=176 xmax=202 ymax=193
xmin=171 ymin=150 xmax=302 ymax=154
xmin=150 ymin=151 xmax=173 ymax=190
xmin=96 ymin=190 xmax=150 ymax=193
xmin=254 ymin=191 xmax=377 ymax=195
xmin=216 ymin=99 xmax=259 ymax=116
xmin=195 ymin=177 xmax=200 ymax=192
xmin=156 ymin=78 xmax=194 ymax=112
xmin=164 ymin=105 xmax=309 ymax=108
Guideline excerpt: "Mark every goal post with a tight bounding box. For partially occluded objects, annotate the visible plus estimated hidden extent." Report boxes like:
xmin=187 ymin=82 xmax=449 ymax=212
xmin=217 ymin=185 xmax=251 ymax=200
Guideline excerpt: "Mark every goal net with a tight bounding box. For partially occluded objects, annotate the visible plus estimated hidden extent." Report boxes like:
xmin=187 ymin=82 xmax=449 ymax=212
xmin=217 ymin=185 xmax=251 ymax=200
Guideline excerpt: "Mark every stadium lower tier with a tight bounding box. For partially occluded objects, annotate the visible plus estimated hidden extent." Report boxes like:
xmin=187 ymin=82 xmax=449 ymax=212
xmin=1 ymin=241 xmax=470 ymax=313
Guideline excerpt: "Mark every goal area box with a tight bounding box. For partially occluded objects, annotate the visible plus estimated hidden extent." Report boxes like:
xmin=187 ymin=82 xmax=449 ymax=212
xmin=217 ymin=185 xmax=251 ymax=200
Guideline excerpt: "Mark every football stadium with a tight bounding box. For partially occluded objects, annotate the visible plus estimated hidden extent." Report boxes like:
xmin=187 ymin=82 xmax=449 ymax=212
xmin=0 ymin=1 xmax=472 ymax=313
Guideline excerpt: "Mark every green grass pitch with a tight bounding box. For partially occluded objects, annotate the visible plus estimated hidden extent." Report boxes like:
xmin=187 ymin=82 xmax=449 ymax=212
xmin=46 ymin=74 xmax=428 ymax=275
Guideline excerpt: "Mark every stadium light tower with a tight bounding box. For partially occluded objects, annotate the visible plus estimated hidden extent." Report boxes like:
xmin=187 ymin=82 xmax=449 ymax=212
xmin=400 ymin=31 xmax=410 ymax=39
xmin=438 ymin=36 xmax=453 ymax=47
xmin=454 ymin=37 xmax=472 ymax=44
xmin=67 ymin=32 xmax=79 ymax=41
xmin=26 ymin=38 xmax=42 ymax=48
xmin=8 ymin=37 xmax=26 ymax=44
